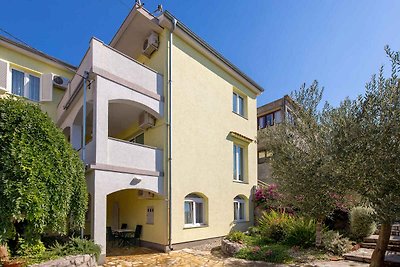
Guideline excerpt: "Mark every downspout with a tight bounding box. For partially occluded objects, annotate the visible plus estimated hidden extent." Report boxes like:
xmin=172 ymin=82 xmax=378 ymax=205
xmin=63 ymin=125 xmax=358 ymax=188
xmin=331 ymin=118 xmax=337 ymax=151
xmin=167 ymin=17 xmax=177 ymax=251
xmin=81 ymin=70 xmax=89 ymax=239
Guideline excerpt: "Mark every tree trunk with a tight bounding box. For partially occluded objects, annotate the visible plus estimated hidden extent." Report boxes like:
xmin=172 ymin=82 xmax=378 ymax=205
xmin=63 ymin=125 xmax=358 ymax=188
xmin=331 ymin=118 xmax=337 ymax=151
xmin=370 ymin=222 xmax=392 ymax=267
xmin=315 ymin=218 xmax=323 ymax=247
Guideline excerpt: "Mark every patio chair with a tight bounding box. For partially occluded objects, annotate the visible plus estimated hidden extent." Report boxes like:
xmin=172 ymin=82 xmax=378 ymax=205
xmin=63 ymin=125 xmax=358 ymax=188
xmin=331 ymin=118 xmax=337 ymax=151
xmin=121 ymin=223 xmax=128 ymax=229
xmin=132 ymin=224 xmax=142 ymax=246
xmin=106 ymin=227 xmax=119 ymax=247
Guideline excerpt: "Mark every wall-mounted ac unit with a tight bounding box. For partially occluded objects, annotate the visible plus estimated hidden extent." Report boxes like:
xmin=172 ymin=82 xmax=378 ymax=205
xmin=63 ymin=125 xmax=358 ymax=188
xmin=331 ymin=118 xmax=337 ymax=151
xmin=139 ymin=111 xmax=155 ymax=130
xmin=53 ymin=75 xmax=70 ymax=89
xmin=138 ymin=190 xmax=155 ymax=199
xmin=142 ymin=32 xmax=159 ymax=58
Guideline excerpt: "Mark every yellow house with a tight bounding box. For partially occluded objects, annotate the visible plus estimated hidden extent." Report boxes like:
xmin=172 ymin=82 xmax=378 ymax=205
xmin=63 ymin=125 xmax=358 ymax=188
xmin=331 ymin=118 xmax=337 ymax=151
xmin=1 ymin=4 xmax=263 ymax=263
xmin=0 ymin=35 xmax=75 ymax=121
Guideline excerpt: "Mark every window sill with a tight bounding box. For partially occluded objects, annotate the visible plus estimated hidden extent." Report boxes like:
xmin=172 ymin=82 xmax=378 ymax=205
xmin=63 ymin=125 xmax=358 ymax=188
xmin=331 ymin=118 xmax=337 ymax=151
xmin=234 ymin=220 xmax=250 ymax=224
xmin=233 ymin=179 xmax=248 ymax=184
xmin=232 ymin=111 xmax=248 ymax=120
xmin=183 ymin=224 xmax=208 ymax=229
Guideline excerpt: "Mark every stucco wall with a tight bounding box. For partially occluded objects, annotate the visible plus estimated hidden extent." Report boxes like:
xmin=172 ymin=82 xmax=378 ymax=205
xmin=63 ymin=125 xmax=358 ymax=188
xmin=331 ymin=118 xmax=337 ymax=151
xmin=169 ymin=34 xmax=258 ymax=244
xmin=0 ymin=45 xmax=73 ymax=123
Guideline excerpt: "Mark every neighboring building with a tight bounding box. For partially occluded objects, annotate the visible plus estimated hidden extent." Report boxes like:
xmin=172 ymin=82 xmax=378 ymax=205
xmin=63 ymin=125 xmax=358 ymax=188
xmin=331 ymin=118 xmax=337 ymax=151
xmin=257 ymin=95 xmax=295 ymax=185
xmin=0 ymin=5 xmax=263 ymax=262
xmin=0 ymin=35 xmax=75 ymax=121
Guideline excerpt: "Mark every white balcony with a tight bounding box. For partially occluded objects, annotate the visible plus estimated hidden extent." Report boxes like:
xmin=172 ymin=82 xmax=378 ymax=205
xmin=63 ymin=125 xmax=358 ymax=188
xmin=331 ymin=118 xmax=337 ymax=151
xmin=57 ymin=37 xmax=163 ymax=123
xmin=107 ymin=138 xmax=163 ymax=174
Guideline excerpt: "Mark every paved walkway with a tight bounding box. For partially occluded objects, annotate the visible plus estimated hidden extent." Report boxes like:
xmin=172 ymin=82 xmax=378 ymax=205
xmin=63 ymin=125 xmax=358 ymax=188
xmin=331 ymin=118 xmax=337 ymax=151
xmin=102 ymin=247 xmax=368 ymax=267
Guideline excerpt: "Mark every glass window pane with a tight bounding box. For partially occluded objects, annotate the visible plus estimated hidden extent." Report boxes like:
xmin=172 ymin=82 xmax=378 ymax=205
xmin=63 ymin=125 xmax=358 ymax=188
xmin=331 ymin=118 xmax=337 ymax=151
xmin=239 ymin=202 xmax=245 ymax=220
xmin=184 ymin=201 xmax=193 ymax=224
xmin=266 ymin=114 xmax=273 ymax=126
xmin=12 ymin=69 xmax=24 ymax=97
xmin=232 ymin=93 xmax=237 ymax=112
xmin=233 ymin=144 xmax=237 ymax=179
xmin=29 ymin=75 xmax=40 ymax=101
xmin=238 ymin=95 xmax=244 ymax=115
xmin=258 ymin=116 xmax=265 ymax=129
xmin=234 ymin=202 xmax=238 ymax=220
xmin=274 ymin=111 xmax=282 ymax=124
xmin=238 ymin=146 xmax=244 ymax=181
xmin=196 ymin=202 xmax=203 ymax=224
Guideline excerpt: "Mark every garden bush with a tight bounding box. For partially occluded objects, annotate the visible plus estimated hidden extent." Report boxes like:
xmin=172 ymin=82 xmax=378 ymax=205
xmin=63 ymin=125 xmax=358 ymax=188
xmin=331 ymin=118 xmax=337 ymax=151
xmin=235 ymin=244 xmax=292 ymax=263
xmin=321 ymin=230 xmax=353 ymax=255
xmin=226 ymin=231 xmax=247 ymax=243
xmin=284 ymin=217 xmax=316 ymax=248
xmin=258 ymin=210 xmax=291 ymax=242
xmin=350 ymin=206 xmax=376 ymax=241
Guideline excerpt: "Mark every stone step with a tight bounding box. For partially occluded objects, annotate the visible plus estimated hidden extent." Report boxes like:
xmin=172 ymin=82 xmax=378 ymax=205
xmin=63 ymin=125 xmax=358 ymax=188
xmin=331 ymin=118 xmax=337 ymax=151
xmin=344 ymin=248 xmax=400 ymax=266
xmin=364 ymin=235 xmax=400 ymax=246
xmin=361 ymin=242 xmax=400 ymax=252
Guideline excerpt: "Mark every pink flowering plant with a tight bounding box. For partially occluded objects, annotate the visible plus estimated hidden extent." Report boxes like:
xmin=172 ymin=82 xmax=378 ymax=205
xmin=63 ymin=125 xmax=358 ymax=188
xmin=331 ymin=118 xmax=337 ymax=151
xmin=254 ymin=184 xmax=283 ymax=210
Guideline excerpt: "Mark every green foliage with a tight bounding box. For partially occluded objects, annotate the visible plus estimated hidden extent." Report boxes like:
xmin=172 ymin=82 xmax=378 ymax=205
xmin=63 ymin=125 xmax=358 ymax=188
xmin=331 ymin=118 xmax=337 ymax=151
xmin=350 ymin=206 xmax=376 ymax=241
xmin=247 ymin=226 xmax=261 ymax=237
xmin=235 ymin=244 xmax=292 ymax=263
xmin=321 ymin=230 xmax=352 ymax=255
xmin=0 ymin=97 xmax=87 ymax=243
xmin=226 ymin=231 xmax=247 ymax=243
xmin=284 ymin=218 xmax=316 ymax=248
xmin=57 ymin=237 xmax=101 ymax=260
xmin=329 ymin=47 xmax=400 ymax=224
xmin=16 ymin=238 xmax=46 ymax=257
xmin=258 ymin=210 xmax=291 ymax=242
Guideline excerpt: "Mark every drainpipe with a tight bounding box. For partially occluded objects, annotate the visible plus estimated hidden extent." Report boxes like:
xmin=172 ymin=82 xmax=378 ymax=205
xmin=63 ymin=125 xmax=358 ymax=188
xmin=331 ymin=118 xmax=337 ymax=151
xmin=81 ymin=70 xmax=89 ymax=239
xmin=167 ymin=17 xmax=177 ymax=251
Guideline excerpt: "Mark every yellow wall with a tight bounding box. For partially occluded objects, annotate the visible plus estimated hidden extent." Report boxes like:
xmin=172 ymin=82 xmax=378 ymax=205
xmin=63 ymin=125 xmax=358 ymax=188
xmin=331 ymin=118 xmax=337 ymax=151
xmin=0 ymin=45 xmax=74 ymax=122
xmin=170 ymin=34 xmax=258 ymax=244
xmin=106 ymin=189 xmax=167 ymax=245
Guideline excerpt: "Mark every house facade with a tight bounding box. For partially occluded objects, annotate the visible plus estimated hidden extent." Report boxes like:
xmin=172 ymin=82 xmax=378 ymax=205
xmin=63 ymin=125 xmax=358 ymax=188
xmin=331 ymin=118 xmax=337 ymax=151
xmin=1 ymin=4 xmax=263 ymax=263
xmin=257 ymin=95 xmax=295 ymax=184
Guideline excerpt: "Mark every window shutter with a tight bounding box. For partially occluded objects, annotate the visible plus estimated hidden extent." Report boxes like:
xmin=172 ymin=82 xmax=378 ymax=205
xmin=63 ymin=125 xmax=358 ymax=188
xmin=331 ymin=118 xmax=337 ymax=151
xmin=40 ymin=73 xmax=53 ymax=101
xmin=0 ymin=60 xmax=8 ymax=90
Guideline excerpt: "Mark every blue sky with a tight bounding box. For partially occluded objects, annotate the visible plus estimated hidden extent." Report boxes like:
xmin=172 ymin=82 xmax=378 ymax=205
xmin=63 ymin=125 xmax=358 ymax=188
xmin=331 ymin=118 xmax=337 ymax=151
xmin=1 ymin=0 xmax=399 ymax=107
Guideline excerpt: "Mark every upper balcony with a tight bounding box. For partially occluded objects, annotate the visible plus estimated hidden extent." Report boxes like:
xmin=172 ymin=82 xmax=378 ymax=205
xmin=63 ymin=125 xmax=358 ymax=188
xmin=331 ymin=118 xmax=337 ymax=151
xmin=57 ymin=37 xmax=163 ymax=123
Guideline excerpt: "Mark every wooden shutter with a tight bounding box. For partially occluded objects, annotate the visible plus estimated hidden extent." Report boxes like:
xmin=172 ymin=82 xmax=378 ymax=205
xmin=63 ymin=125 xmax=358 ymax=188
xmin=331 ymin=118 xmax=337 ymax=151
xmin=0 ymin=60 xmax=8 ymax=90
xmin=40 ymin=73 xmax=53 ymax=101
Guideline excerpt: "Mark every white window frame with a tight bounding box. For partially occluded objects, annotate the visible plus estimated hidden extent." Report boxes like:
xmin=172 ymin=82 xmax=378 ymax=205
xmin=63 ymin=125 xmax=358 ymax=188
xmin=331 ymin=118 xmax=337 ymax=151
xmin=11 ymin=68 xmax=40 ymax=102
xmin=233 ymin=92 xmax=245 ymax=116
xmin=233 ymin=143 xmax=244 ymax=181
xmin=234 ymin=197 xmax=246 ymax=222
xmin=184 ymin=195 xmax=205 ymax=227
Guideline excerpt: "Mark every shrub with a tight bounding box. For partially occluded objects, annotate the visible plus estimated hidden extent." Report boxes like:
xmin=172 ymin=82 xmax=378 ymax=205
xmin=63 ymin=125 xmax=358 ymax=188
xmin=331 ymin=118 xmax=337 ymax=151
xmin=258 ymin=210 xmax=291 ymax=242
xmin=57 ymin=237 xmax=101 ymax=260
xmin=226 ymin=231 xmax=247 ymax=243
xmin=284 ymin=217 xmax=316 ymax=248
xmin=247 ymin=226 xmax=261 ymax=237
xmin=321 ymin=230 xmax=353 ymax=255
xmin=16 ymin=238 xmax=46 ymax=257
xmin=350 ymin=206 xmax=376 ymax=241
xmin=235 ymin=244 xmax=292 ymax=263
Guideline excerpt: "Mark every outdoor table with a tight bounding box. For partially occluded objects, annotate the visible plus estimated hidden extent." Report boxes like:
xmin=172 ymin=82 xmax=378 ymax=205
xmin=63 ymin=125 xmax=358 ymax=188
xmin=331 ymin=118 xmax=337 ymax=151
xmin=113 ymin=229 xmax=134 ymax=247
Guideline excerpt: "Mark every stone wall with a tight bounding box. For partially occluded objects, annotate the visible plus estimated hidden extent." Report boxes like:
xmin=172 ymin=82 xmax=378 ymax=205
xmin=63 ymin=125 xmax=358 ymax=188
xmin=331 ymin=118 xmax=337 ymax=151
xmin=221 ymin=238 xmax=244 ymax=257
xmin=30 ymin=254 xmax=97 ymax=267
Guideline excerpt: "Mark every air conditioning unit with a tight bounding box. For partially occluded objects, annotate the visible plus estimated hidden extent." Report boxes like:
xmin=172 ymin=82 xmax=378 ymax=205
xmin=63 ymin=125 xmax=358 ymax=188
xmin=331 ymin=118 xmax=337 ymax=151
xmin=138 ymin=190 xmax=155 ymax=199
xmin=142 ymin=32 xmax=159 ymax=58
xmin=53 ymin=75 xmax=70 ymax=89
xmin=139 ymin=111 xmax=155 ymax=130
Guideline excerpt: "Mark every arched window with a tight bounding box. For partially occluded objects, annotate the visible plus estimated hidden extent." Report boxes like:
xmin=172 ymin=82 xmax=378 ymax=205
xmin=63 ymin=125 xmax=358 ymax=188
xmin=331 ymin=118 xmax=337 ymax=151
xmin=234 ymin=196 xmax=245 ymax=221
xmin=184 ymin=193 xmax=205 ymax=226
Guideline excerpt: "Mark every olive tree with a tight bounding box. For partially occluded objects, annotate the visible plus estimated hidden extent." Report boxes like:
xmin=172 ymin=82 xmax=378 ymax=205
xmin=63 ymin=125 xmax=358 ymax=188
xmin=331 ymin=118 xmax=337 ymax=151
xmin=259 ymin=81 xmax=349 ymax=247
xmin=0 ymin=97 xmax=87 ymax=248
xmin=330 ymin=47 xmax=400 ymax=267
